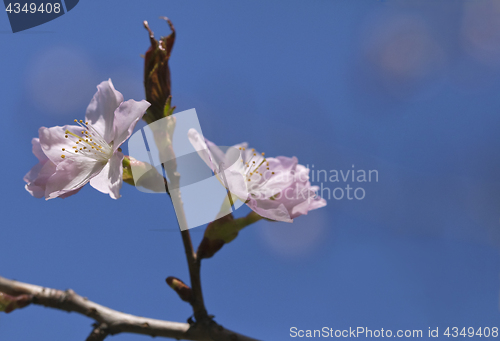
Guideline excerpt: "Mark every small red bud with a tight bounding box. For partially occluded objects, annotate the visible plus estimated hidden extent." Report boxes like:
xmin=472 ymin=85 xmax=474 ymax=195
xmin=0 ymin=292 xmax=32 ymax=313
xmin=143 ymin=18 xmax=176 ymax=123
xmin=165 ymin=277 xmax=193 ymax=303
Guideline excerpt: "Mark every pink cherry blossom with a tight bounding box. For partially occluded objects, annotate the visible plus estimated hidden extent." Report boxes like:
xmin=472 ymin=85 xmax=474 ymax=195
xmin=188 ymin=129 xmax=326 ymax=222
xmin=25 ymin=79 xmax=150 ymax=200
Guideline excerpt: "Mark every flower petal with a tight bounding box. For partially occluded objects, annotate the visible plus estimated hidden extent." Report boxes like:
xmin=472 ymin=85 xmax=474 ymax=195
xmin=31 ymin=138 xmax=47 ymax=162
xmin=39 ymin=125 xmax=84 ymax=165
xmin=85 ymin=79 xmax=123 ymax=143
xmin=25 ymin=137 xmax=50 ymax=197
xmin=45 ymin=158 xmax=104 ymax=200
xmin=188 ymin=129 xmax=220 ymax=171
xmin=24 ymin=162 xmax=47 ymax=198
xmin=206 ymin=139 xmax=230 ymax=168
xmin=112 ymin=99 xmax=150 ymax=150
xmin=24 ymin=158 xmax=82 ymax=199
xmin=89 ymin=151 xmax=124 ymax=199
xmin=24 ymin=162 xmax=44 ymax=185
xmin=247 ymin=199 xmax=292 ymax=223
xmin=290 ymin=195 xmax=327 ymax=219
xmin=257 ymin=156 xmax=297 ymax=191
xmin=269 ymin=156 xmax=298 ymax=171
xmin=59 ymin=188 xmax=83 ymax=198
xmin=221 ymin=168 xmax=249 ymax=201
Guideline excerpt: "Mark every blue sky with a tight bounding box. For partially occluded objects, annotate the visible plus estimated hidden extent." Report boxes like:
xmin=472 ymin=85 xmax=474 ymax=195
xmin=1 ymin=1 xmax=500 ymax=340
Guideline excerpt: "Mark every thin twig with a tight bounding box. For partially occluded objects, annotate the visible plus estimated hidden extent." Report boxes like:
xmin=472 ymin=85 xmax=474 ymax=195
xmin=0 ymin=276 xmax=259 ymax=341
xmin=169 ymin=172 xmax=208 ymax=321
xmin=181 ymin=229 xmax=206 ymax=320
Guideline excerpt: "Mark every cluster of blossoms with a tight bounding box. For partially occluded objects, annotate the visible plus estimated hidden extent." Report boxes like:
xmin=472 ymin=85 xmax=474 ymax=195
xmin=25 ymin=79 xmax=325 ymax=223
xmin=188 ymin=130 xmax=326 ymax=223
xmin=24 ymin=80 xmax=150 ymax=200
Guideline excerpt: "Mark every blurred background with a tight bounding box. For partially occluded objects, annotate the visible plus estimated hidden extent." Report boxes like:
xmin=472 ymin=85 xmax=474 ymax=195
xmin=1 ymin=0 xmax=500 ymax=339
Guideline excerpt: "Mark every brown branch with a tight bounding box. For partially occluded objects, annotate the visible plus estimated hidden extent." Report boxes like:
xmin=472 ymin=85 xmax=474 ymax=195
xmin=181 ymin=229 xmax=206 ymax=320
xmin=168 ymin=171 xmax=208 ymax=321
xmin=0 ymin=276 xmax=259 ymax=341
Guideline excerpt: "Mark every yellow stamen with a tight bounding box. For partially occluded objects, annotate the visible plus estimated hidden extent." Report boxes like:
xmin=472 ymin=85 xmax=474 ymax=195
xmin=254 ymin=159 xmax=267 ymax=172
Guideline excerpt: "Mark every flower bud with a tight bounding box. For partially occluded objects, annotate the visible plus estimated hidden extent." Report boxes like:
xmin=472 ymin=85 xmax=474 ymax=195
xmin=197 ymin=212 xmax=262 ymax=260
xmin=143 ymin=18 xmax=176 ymax=124
xmin=0 ymin=292 xmax=32 ymax=313
xmin=122 ymin=156 xmax=167 ymax=193
xmin=165 ymin=277 xmax=193 ymax=303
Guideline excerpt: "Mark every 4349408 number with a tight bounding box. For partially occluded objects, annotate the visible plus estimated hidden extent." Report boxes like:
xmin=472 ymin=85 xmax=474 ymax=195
xmin=5 ymin=3 xmax=61 ymax=14
xmin=444 ymin=327 xmax=498 ymax=338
